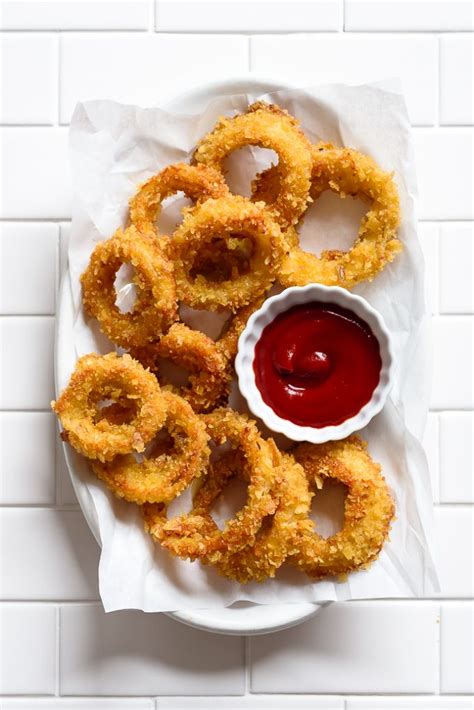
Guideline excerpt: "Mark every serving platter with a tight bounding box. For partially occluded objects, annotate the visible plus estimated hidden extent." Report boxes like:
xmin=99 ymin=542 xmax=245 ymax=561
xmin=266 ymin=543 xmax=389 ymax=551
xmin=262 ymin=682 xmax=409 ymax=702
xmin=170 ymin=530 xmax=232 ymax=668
xmin=55 ymin=76 xmax=325 ymax=636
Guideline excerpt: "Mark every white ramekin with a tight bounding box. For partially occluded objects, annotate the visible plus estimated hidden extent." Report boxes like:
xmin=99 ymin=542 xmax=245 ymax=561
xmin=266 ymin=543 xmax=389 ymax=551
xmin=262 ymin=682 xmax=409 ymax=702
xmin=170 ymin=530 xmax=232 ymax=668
xmin=235 ymin=284 xmax=395 ymax=443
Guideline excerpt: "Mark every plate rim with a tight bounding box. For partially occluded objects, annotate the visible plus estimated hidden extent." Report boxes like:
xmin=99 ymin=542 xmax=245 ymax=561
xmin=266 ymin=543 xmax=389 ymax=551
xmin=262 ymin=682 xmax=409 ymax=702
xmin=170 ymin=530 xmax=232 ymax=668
xmin=55 ymin=74 xmax=326 ymax=635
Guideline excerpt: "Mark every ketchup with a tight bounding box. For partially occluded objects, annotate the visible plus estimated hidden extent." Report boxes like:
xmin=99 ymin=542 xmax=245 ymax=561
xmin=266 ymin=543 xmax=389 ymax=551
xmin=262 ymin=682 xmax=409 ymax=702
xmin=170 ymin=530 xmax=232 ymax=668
xmin=253 ymin=302 xmax=381 ymax=428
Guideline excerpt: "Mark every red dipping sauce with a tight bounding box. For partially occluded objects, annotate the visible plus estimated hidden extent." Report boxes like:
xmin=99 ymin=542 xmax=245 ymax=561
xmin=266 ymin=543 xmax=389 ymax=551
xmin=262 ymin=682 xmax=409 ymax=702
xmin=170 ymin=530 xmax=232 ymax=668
xmin=253 ymin=302 xmax=382 ymax=428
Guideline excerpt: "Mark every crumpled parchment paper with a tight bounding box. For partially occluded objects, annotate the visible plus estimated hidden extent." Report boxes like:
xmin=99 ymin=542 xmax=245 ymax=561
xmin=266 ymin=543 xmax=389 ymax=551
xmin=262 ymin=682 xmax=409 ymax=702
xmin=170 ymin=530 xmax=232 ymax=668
xmin=66 ymin=81 xmax=439 ymax=611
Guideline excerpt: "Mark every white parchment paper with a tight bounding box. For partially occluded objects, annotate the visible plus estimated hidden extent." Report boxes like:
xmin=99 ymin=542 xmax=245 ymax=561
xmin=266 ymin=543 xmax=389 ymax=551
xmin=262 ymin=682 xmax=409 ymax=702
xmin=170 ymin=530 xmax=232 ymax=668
xmin=67 ymin=82 xmax=439 ymax=611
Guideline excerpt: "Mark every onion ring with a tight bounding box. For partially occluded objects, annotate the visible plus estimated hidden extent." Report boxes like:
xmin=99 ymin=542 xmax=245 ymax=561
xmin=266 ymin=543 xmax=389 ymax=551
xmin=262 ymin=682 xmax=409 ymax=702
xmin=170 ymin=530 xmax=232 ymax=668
xmin=51 ymin=352 xmax=166 ymax=463
xmin=142 ymin=409 xmax=279 ymax=562
xmin=168 ymin=195 xmax=286 ymax=312
xmin=81 ymin=225 xmax=177 ymax=348
xmin=129 ymin=162 xmax=229 ymax=237
xmin=193 ymin=101 xmax=312 ymax=228
xmin=216 ymin=296 xmax=266 ymax=363
xmin=254 ymin=144 xmax=401 ymax=289
xmin=92 ymin=390 xmax=210 ymax=504
xmin=210 ymin=449 xmax=312 ymax=583
xmin=291 ymin=435 xmax=395 ymax=579
xmin=130 ymin=323 xmax=231 ymax=413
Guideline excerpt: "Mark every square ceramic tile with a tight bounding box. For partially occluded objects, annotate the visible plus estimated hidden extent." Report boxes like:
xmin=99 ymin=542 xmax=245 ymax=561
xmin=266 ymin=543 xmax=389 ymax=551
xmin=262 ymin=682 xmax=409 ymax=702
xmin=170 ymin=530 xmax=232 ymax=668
xmin=59 ymin=604 xmax=245 ymax=695
xmin=0 ymin=412 xmax=56 ymax=504
xmin=155 ymin=0 xmax=340 ymax=32
xmin=2 ymin=701 xmax=153 ymax=709
xmin=59 ymin=33 xmax=249 ymax=123
xmin=435 ymin=507 xmax=474 ymax=597
xmin=0 ymin=223 xmax=58 ymax=314
xmin=0 ymin=127 xmax=71 ymax=219
xmin=414 ymin=131 xmax=474 ymax=220
xmin=250 ymin=602 xmax=439 ymax=693
xmin=56 ymin=434 xmax=79 ymax=505
xmin=431 ymin=317 xmax=474 ymax=409
xmin=439 ymin=224 xmax=474 ymax=314
xmin=0 ymin=509 xmax=99 ymax=599
xmin=441 ymin=604 xmax=474 ymax=693
xmin=0 ymin=604 xmax=56 ymax=694
xmin=347 ymin=697 xmax=474 ymax=709
xmin=345 ymin=0 xmax=474 ymax=30
xmin=423 ymin=412 xmax=440 ymax=502
xmin=156 ymin=699 xmax=344 ymax=709
xmin=59 ymin=222 xmax=71 ymax=277
xmin=418 ymin=222 xmax=439 ymax=314
xmin=0 ymin=0 xmax=150 ymax=29
xmin=250 ymin=34 xmax=437 ymax=125
xmin=0 ymin=316 xmax=55 ymax=410
xmin=0 ymin=34 xmax=57 ymax=124
xmin=439 ymin=412 xmax=474 ymax=503
xmin=440 ymin=36 xmax=474 ymax=125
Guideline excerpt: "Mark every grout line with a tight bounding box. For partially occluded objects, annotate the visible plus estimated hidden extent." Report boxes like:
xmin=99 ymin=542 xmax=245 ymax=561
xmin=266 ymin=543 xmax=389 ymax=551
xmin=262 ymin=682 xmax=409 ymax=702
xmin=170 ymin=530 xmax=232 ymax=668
xmin=56 ymin=32 xmax=61 ymax=126
xmin=0 ymin=504 xmax=81 ymax=510
xmin=244 ymin=636 xmax=251 ymax=693
xmin=55 ymin=605 xmax=60 ymax=696
xmin=438 ymin=604 xmax=443 ymax=693
xmin=435 ymin=34 xmax=441 ymax=128
xmin=247 ymin=35 xmax=252 ymax=72
xmin=149 ymin=0 xmax=156 ymax=33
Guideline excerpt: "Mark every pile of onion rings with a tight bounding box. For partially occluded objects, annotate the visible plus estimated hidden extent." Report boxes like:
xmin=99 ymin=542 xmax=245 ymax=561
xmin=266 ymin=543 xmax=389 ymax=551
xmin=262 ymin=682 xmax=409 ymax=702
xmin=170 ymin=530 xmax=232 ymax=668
xmin=53 ymin=100 xmax=400 ymax=584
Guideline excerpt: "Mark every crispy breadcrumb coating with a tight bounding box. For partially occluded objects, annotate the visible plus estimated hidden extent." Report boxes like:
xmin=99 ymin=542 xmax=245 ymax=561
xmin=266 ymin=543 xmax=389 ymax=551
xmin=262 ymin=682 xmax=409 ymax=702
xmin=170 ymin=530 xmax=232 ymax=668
xmin=81 ymin=225 xmax=177 ymax=348
xmin=168 ymin=195 xmax=286 ymax=312
xmin=291 ymin=435 xmax=395 ymax=579
xmin=52 ymin=352 xmax=166 ymax=463
xmin=92 ymin=390 xmax=210 ymax=504
xmin=130 ymin=323 xmax=231 ymax=413
xmin=193 ymin=102 xmax=312 ymax=228
xmin=129 ymin=162 xmax=229 ymax=237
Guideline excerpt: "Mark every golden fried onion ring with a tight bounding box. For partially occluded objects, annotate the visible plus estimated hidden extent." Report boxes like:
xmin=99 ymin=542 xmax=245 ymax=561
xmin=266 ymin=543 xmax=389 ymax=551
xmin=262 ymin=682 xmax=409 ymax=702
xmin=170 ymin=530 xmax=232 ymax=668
xmin=169 ymin=195 xmax=285 ymax=312
xmin=254 ymin=144 xmax=401 ymax=289
xmin=130 ymin=323 xmax=230 ymax=413
xmin=129 ymin=162 xmax=229 ymax=237
xmin=52 ymin=352 xmax=166 ymax=463
xmin=193 ymin=102 xmax=312 ymax=228
xmin=81 ymin=225 xmax=177 ymax=348
xmin=142 ymin=409 xmax=279 ymax=562
xmin=209 ymin=449 xmax=312 ymax=583
xmin=92 ymin=390 xmax=210 ymax=504
xmin=291 ymin=435 xmax=395 ymax=579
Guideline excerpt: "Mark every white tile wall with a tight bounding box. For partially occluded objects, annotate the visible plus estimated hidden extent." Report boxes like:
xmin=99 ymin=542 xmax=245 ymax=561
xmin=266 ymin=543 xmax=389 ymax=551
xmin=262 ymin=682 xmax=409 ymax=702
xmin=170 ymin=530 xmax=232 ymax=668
xmin=441 ymin=604 xmax=474 ymax=693
xmin=0 ymin=509 xmax=100 ymax=599
xmin=435 ymin=506 xmax=474 ymax=597
xmin=2 ymin=702 xmax=154 ymax=710
xmin=1 ymin=1 xmax=473 ymax=705
xmin=155 ymin=0 xmax=341 ymax=32
xmin=59 ymin=33 xmax=249 ymax=123
xmin=440 ymin=36 xmax=474 ymax=125
xmin=250 ymin=602 xmax=439 ymax=693
xmin=2 ymin=701 xmax=154 ymax=710
xmin=431 ymin=317 xmax=474 ymax=410
xmin=439 ymin=224 xmax=474 ymax=314
xmin=0 ymin=316 xmax=55 ymax=409
xmin=345 ymin=0 xmax=474 ymax=31
xmin=0 ymin=604 xmax=56 ymax=695
xmin=0 ymin=128 xmax=71 ymax=218
xmin=250 ymin=34 xmax=438 ymax=125
xmin=414 ymin=131 xmax=474 ymax=220
xmin=0 ymin=412 xmax=56 ymax=504
xmin=0 ymin=1 xmax=150 ymax=30
xmin=439 ymin=412 xmax=474 ymax=503
xmin=0 ymin=34 xmax=57 ymax=125
xmin=0 ymin=223 xmax=58 ymax=314
xmin=59 ymin=604 xmax=245 ymax=695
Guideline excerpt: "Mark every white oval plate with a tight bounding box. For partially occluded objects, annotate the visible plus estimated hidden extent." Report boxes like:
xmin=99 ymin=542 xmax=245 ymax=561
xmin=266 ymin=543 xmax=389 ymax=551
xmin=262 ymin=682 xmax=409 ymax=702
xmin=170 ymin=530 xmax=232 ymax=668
xmin=55 ymin=76 xmax=325 ymax=635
